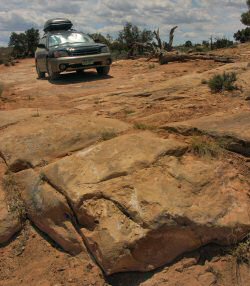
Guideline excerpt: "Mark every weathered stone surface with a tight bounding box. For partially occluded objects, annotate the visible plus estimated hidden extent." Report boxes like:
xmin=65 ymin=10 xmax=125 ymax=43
xmin=80 ymin=198 xmax=147 ymax=274
xmin=41 ymin=130 xmax=250 ymax=275
xmin=42 ymin=132 xmax=188 ymax=211
xmin=0 ymin=113 xmax=129 ymax=171
xmin=0 ymin=163 xmax=22 ymax=244
xmin=140 ymin=253 xmax=250 ymax=286
xmin=0 ymin=108 xmax=62 ymax=129
xmin=161 ymin=112 xmax=250 ymax=156
xmin=16 ymin=170 xmax=86 ymax=255
xmin=135 ymin=112 xmax=170 ymax=126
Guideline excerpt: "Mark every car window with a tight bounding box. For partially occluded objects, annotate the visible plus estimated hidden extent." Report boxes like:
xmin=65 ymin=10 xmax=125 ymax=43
xmin=49 ymin=32 xmax=94 ymax=47
xmin=39 ymin=37 xmax=47 ymax=47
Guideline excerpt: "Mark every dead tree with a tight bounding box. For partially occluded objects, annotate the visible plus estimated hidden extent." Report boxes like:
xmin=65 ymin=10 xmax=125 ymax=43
xmin=132 ymin=26 xmax=235 ymax=64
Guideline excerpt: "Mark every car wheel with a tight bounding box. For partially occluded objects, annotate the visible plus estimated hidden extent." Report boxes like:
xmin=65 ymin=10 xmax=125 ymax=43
xmin=36 ymin=61 xmax=45 ymax=79
xmin=96 ymin=66 xmax=110 ymax=76
xmin=46 ymin=60 xmax=59 ymax=80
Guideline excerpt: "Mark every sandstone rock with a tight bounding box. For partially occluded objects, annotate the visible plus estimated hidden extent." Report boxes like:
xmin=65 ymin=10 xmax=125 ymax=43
xmin=135 ymin=112 xmax=170 ymax=126
xmin=162 ymin=111 xmax=250 ymax=156
xmin=80 ymin=198 xmax=147 ymax=274
xmin=140 ymin=252 xmax=250 ymax=286
xmin=42 ymin=132 xmax=188 ymax=213
xmin=0 ymin=113 xmax=129 ymax=171
xmin=0 ymin=164 xmax=22 ymax=244
xmin=151 ymin=94 xmax=186 ymax=102
xmin=16 ymin=170 xmax=86 ymax=255
xmin=0 ymin=108 xmax=62 ymax=129
xmin=41 ymin=134 xmax=250 ymax=275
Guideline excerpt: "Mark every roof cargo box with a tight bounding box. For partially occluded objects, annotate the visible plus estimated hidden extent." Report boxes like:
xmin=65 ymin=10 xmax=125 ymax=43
xmin=44 ymin=18 xmax=73 ymax=32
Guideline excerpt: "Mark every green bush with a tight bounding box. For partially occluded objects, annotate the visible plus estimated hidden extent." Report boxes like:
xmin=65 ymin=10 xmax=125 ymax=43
xmin=234 ymin=27 xmax=250 ymax=43
xmin=213 ymin=38 xmax=234 ymax=49
xmin=208 ymin=72 xmax=237 ymax=93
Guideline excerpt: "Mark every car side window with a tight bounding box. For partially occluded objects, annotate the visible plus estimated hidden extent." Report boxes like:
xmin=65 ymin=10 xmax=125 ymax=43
xmin=39 ymin=37 xmax=47 ymax=48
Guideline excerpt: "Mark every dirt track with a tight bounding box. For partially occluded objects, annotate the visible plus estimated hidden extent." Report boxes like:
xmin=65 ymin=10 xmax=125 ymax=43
xmin=0 ymin=44 xmax=250 ymax=286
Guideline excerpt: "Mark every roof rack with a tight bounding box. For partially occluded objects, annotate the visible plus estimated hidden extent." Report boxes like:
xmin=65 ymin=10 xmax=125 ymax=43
xmin=43 ymin=18 xmax=73 ymax=33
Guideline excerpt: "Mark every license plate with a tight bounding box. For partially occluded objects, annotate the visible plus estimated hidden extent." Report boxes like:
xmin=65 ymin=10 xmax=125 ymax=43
xmin=82 ymin=59 xmax=94 ymax=65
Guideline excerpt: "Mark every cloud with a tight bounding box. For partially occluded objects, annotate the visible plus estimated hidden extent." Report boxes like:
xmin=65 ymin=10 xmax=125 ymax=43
xmin=0 ymin=0 xmax=247 ymax=46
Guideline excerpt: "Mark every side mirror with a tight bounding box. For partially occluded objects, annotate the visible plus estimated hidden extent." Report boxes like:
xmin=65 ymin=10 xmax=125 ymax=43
xmin=37 ymin=43 xmax=46 ymax=49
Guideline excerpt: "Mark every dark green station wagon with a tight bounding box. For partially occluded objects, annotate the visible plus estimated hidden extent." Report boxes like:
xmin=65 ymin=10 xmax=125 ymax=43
xmin=35 ymin=18 xmax=112 ymax=80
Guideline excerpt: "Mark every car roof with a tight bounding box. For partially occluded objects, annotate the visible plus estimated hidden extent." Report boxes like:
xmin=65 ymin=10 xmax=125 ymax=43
xmin=45 ymin=30 xmax=87 ymax=36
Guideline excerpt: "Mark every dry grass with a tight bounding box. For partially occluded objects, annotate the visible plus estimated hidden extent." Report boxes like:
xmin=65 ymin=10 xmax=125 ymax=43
xmin=101 ymin=130 xmax=118 ymax=141
xmin=148 ymin=63 xmax=156 ymax=69
xmin=0 ymin=82 xmax=3 ymax=97
xmin=124 ymin=108 xmax=135 ymax=115
xmin=3 ymin=174 xmax=26 ymax=220
xmin=134 ymin=122 xmax=155 ymax=130
xmin=232 ymin=234 xmax=250 ymax=265
xmin=190 ymin=136 xmax=224 ymax=157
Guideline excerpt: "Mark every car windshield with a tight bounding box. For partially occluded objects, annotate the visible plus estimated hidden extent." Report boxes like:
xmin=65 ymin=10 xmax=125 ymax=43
xmin=49 ymin=32 xmax=94 ymax=47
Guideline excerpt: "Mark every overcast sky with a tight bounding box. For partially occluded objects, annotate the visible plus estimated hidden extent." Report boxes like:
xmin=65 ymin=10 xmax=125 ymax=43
xmin=0 ymin=0 xmax=248 ymax=46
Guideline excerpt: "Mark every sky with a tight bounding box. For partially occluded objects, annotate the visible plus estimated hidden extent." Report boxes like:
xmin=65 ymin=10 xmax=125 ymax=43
xmin=0 ymin=0 xmax=248 ymax=46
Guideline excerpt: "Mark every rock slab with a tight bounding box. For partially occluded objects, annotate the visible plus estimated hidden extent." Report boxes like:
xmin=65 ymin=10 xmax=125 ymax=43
xmin=162 ymin=112 xmax=250 ymax=156
xmin=0 ymin=113 xmax=129 ymax=171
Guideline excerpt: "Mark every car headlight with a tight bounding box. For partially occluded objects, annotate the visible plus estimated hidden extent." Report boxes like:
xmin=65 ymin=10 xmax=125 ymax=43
xmin=53 ymin=51 xmax=69 ymax=58
xmin=101 ymin=46 xmax=110 ymax=53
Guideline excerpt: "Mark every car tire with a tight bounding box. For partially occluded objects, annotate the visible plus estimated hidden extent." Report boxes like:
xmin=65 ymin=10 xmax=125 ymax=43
xmin=46 ymin=60 xmax=59 ymax=80
xmin=96 ymin=66 xmax=110 ymax=76
xmin=36 ymin=62 xmax=45 ymax=79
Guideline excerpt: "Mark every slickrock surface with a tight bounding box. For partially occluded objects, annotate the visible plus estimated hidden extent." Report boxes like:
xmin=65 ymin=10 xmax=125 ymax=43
xmin=0 ymin=43 xmax=250 ymax=285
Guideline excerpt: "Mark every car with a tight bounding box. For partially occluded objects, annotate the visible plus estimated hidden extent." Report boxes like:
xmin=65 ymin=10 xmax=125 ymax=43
xmin=35 ymin=18 xmax=112 ymax=80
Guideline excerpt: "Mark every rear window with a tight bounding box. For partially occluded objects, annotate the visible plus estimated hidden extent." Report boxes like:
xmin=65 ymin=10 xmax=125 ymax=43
xmin=49 ymin=32 xmax=94 ymax=47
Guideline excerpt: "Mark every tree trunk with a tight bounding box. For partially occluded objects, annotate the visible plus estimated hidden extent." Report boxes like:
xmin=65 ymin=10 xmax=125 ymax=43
xmin=159 ymin=53 xmax=235 ymax=65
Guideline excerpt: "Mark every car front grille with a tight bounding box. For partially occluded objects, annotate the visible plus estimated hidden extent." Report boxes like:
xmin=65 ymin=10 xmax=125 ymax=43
xmin=71 ymin=47 xmax=101 ymax=56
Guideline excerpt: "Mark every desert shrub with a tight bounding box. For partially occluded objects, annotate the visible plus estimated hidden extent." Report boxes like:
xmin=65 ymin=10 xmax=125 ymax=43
xmin=208 ymin=72 xmax=237 ymax=93
xmin=184 ymin=40 xmax=193 ymax=48
xmin=148 ymin=63 xmax=156 ymax=69
xmin=190 ymin=136 xmax=223 ymax=157
xmin=111 ymin=50 xmax=128 ymax=60
xmin=194 ymin=45 xmax=205 ymax=52
xmin=134 ymin=122 xmax=155 ymax=130
xmin=232 ymin=234 xmax=250 ymax=264
xmin=101 ymin=130 xmax=117 ymax=141
xmin=213 ymin=38 xmax=234 ymax=49
xmin=124 ymin=108 xmax=135 ymax=115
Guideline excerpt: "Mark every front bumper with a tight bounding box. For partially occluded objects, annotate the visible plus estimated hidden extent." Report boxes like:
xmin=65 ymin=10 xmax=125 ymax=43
xmin=48 ymin=53 xmax=112 ymax=73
